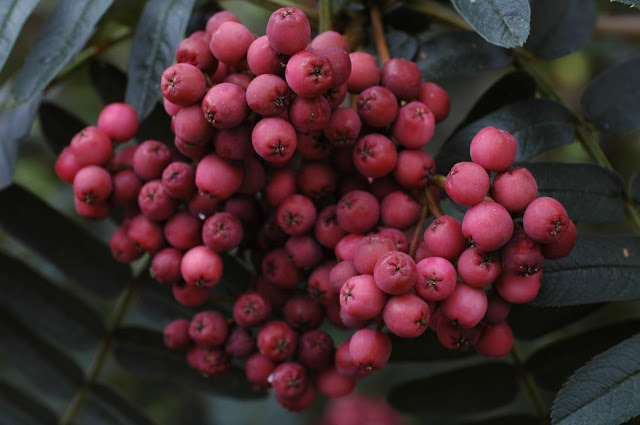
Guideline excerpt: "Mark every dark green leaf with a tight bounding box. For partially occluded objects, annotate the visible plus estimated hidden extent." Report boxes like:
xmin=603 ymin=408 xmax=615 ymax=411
xmin=12 ymin=0 xmax=114 ymax=103
xmin=114 ymin=327 xmax=266 ymax=399
xmin=0 ymin=185 xmax=131 ymax=297
xmin=383 ymin=4 xmax=431 ymax=36
xmin=551 ymin=333 xmax=640 ymax=425
xmin=135 ymin=276 xmax=197 ymax=328
xmin=461 ymin=71 xmax=537 ymax=127
xmin=509 ymin=303 xmax=602 ymax=340
xmin=389 ymin=329 xmax=475 ymax=362
xmin=89 ymin=60 xmax=127 ymax=105
xmin=457 ymin=415 xmax=540 ymax=425
xmin=437 ymin=99 xmax=574 ymax=174
xmin=527 ymin=320 xmax=640 ymax=392
xmin=533 ymin=235 xmax=640 ymax=306
xmin=522 ymin=162 xmax=625 ymax=223
xmin=611 ymin=0 xmax=640 ymax=6
xmin=451 ymin=0 xmax=530 ymax=48
xmin=78 ymin=383 xmax=156 ymax=425
xmin=137 ymin=104 xmax=175 ymax=143
xmin=581 ymin=57 xmax=640 ymax=134
xmin=0 ymin=252 xmax=105 ymax=349
xmin=0 ymin=310 xmax=84 ymax=399
xmin=125 ymin=0 xmax=196 ymax=120
xmin=0 ymin=379 xmax=58 ymax=425
xmin=630 ymin=170 xmax=640 ymax=204
xmin=525 ymin=0 xmax=596 ymax=59
xmin=0 ymin=0 xmax=39 ymax=72
xmin=416 ymin=31 xmax=512 ymax=80
xmin=0 ymin=89 xmax=41 ymax=190
xmin=387 ymin=363 xmax=518 ymax=414
xmin=385 ymin=27 xmax=418 ymax=61
xmin=39 ymin=102 xmax=87 ymax=155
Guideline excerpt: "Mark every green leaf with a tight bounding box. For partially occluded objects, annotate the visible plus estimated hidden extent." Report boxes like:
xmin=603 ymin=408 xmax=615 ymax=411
xmin=90 ymin=60 xmax=127 ymax=105
xmin=611 ymin=0 xmax=640 ymax=7
xmin=460 ymin=71 xmax=537 ymax=128
xmin=125 ymin=0 xmax=196 ymax=120
xmin=437 ymin=98 xmax=574 ymax=174
xmin=78 ymin=383 xmax=156 ymax=425
xmin=551 ymin=333 xmax=640 ymax=425
xmin=630 ymin=170 xmax=640 ymax=204
xmin=456 ymin=415 xmax=540 ymax=425
xmin=416 ymin=31 xmax=512 ymax=80
xmin=581 ymin=57 xmax=640 ymax=134
xmin=113 ymin=327 xmax=266 ymax=399
xmin=451 ymin=0 xmax=530 ymax=48
xmin=508 ymin=304 xmax=603 ymax=340
xmin=389 ymin=331 xmax=475 ymax=362
xmin=0 ymin=0 xmax=39 ymax=72
xmin=0 ymin=185 xmax=131 ymax=297
xmin=0 ymin=252 xmax=105 ymax=349
xmin=0 ymin=87 xmax=41 ymax=190
xmin=522 ymin=162 xmax=625 ymax=223
xmin=524 ymin=0 xmax=597 ymax=59
xmin=0 ymin=310 xmax=84 ymax=399
xmin=533 ymin=235 xmax=640 ymax=306
xmin=39 ymin=102 xmax=88 ymax=155
xmin=385 ymin=27 xmax=419 ymax=61
xmin=12 ymin=0 xmax=114 ymax=103
xmin=387 ymin=363 xmax=518 ymax=414
xmin=527 ymin=320 xmax=640 ymax=393
xmin=0 ymin=379 xmax=58 ymax=425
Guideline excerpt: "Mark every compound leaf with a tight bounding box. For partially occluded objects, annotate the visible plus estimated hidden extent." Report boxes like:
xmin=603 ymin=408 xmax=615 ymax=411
xmin=113 ymin=327 xmax=266 ymax=399
xmin=527 ymin=320 xmax=640 ymax=392
xmin=0 ymin=252 xmax=105 ymax=349
xmin=551 ymin=334 xmax=640 ymax=425
xmin=0 ymin=310 xmax=84 ymax=399
xmin=525 ymin=0 xmax=597 ymax=59
xmin=533 ymin=235 xmax=640 ymax=306
xmin=0 ymin=185 xmax=131 ymax=297
xmin=13 ymin=0 xmax=114 ymax=103
xmin=0 ymin=0 xmax=39 ymax=72
xmin=78 ymin=383 xmax=156 ymax=425
xmin=416 ymin=30 xmax=512 ymax=80
xmin=387 ymin=363 xmax=518 ymax=414
xmin=451 ymin=0 xmax=530 ymax=48
xmin=522 ymin=162 xmax=625 ymax=223
xmin=581 ymin=57 xmax=640 ymax=134
xmin=0 ymin=379 xmax=58 ymax=425
xmin=437 ymin=98 xmax=574 ymax=174
xmin=0 ymin=89 xmax=41 ymax=190
xmin=39 ymin=102 xmax=87 ymax=155
xmin=125 ymin=0 xmax=196 ymax=120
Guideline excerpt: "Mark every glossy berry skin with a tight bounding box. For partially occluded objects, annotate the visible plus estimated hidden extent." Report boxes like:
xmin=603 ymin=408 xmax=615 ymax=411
xmin=257 ymin=320 xmax=298 ymax=362
xmin=462 ymin=201 xmax=514 ymax=252
xmin=414 ymin=256 xmax=457 ymax=301
xmin=383 ymin=293 xmax=431 ymax=338
xmin=492 ymin=167 xmax=538 ymax=213
xmin=161 ymin=63 xmax=206 ymax=106
xmin=73 ymin=165 xmax=112 ymax=204
xmin=348 ymin=328 xmax=392 ymax=370
xmin=523 ymin=197 xmax=570 ymax=243
xmin=418 ymin=82 xmax=450 ymax=122
xmin=195 ymin=153 xmax=243 ymax=201
xmin=189 ymin=310 xmax=228 ymax=346
xmin=70 ymin=127 xmax=113 ymax=166
xmin=357 ymin=86 xmax=398 ymax=128
xmin=285 ymin=49 xmax=334 ymax=98
xmin=252 ymin=117 xmax=297 ymax=166
xmin=266 ymin=7 xmax=311 ymax=55
xmin=352 ymin=134 xmax=398 ymax=179
xmin=440 ymin=282 xmax=488 ymax=329
xmin=97 ymin=103 xmax=139 ymax=142
xmin=445 ymin=162 xmax=491 ymax=206
xmin=470 ymin=126 xmax=517 ymax=173
xmin=180 ymin=245 xmax=224 ymax=288
xmin=209 ymin=22 xmax=253 ymax=65
xmin=201 ymin=82 xmax=248 ymax=129
xmin=392 ymin=101 xmax=436 ymax=149
xmin=340 ymin=274 xmax=387 ymax=321
xmin=423 ymin=215 xmax=468 ymax=261
xmin=233 ymin=291 xmax=272 ymax=328
xmin=456 ymin=247 xmax=502 ymax=288
xmin=475 ymin=321 xmax=514 ymax=358
xmin=372 ymin=250 xmax=417 ymax=295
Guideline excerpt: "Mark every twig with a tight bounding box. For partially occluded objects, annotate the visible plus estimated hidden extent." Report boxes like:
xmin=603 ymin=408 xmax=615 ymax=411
xmin=511 ymin=343 xmax=551 ymax=423
xmin=597 ymin=15 xmax=640 ymax=37
xmin=370 ymin=5 xmax=391 ymax=64
xmin=319 ymin=0 xmax=332 ymax=33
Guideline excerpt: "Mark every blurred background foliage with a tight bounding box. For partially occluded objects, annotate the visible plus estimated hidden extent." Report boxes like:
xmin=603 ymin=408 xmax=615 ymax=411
xmin=1 ymin=1 xmax=640 ymax=425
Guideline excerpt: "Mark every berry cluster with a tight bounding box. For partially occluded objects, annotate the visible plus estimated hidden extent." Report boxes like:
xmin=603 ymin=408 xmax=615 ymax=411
xmin=53 ymin=6 xmax=575 ymax=412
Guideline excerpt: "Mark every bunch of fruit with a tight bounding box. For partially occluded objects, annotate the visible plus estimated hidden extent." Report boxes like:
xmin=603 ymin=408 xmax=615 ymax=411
xmin=54 ymin=6 xmax=575 ymax=411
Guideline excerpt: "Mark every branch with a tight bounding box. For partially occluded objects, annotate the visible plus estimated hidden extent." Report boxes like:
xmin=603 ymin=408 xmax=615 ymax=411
xmin=370 ymin=5 xmax=391 ymax=64
xmin=319 ymin=0 xmax=332 ymax=33
xmin=511 ymin=343 xmax=551 ymax=423
xmin=597 ymin=15 xmax=640 ymax=37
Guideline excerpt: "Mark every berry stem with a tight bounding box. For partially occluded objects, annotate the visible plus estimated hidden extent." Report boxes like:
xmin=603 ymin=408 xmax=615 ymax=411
xmin=58 ymin=278 xmax=141 ymax=425
xmin=596 ymin=15 xmax=640 ymax=37
xmin=370 ymin=5 xmax=391 ymax=65
xmin=431 ymin=174 xmax=446 ymax=189
xmin=319 ymin=0 xmax=332 ymax=32
xmin=425 ymin=186 xmax=443 ymax=219
xmin=409 ymin=189 xmax=433 ymax=258
xmin=510 ymin=342 xmax=551 ymax=423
